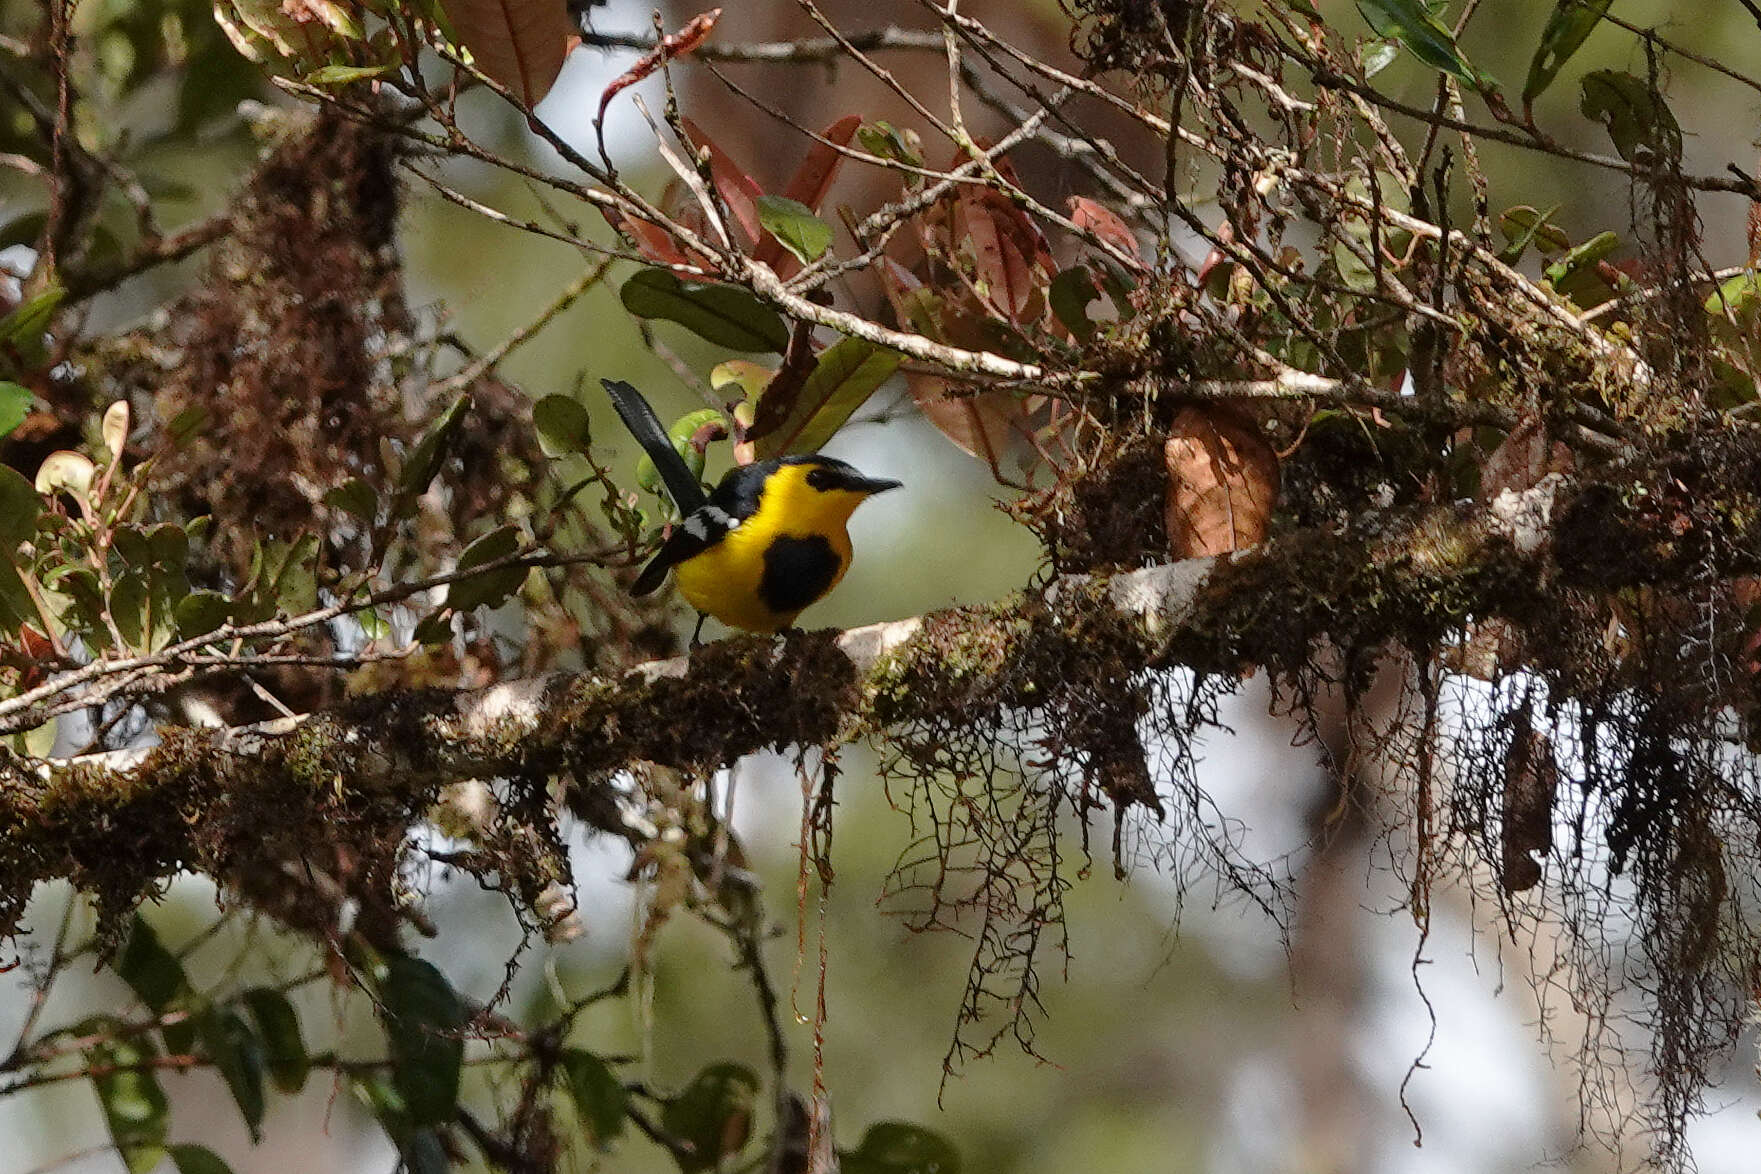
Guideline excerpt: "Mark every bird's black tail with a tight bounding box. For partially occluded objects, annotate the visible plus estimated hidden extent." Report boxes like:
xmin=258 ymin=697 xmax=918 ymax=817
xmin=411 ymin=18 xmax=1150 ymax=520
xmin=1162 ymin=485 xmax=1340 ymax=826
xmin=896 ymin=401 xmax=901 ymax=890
xmin=600 ymin=378 xmax=709 ymax=515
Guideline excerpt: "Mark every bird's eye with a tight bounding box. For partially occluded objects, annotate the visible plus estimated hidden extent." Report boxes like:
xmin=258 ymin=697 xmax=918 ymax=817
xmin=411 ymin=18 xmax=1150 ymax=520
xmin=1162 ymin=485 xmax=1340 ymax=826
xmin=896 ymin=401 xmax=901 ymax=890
xmin=806 ymin=467 xmax=833 ymax=490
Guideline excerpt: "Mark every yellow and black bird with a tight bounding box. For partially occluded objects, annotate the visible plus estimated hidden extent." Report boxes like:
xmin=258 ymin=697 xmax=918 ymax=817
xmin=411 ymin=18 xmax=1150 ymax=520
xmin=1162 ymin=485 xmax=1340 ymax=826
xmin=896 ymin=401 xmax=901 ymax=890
xmin=601 ymin=379 xmax=900 ymax=640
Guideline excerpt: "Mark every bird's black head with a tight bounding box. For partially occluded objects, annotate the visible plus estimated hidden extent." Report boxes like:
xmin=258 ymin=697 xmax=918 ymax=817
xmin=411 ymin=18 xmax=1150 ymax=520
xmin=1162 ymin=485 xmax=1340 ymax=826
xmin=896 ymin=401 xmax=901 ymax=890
xmin=795 ymin=456 xmax=903 ymax=497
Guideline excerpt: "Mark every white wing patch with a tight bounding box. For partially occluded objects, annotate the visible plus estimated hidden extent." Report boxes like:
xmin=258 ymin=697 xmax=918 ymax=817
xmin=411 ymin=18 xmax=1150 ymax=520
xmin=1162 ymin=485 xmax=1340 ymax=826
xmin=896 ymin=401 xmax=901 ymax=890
xmin=684 ymin=505 xmax=740 ymax=541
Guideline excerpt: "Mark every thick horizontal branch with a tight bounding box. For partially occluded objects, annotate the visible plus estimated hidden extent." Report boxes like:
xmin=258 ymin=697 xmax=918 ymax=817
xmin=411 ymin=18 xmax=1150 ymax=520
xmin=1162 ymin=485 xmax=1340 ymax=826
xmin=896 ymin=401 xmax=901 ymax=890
xmin=0 ymin=478 xmax=1603 ymax=941
xmin=19 ymin=451 xmax=1761 ymax=946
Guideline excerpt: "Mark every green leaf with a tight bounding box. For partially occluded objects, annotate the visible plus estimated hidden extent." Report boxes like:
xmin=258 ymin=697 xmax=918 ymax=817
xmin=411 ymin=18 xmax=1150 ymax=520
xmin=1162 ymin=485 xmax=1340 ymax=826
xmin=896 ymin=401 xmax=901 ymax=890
xmin=0 ymin=284 xmax=66 ymax=348
xmin=444 ymin=525 xmax=526 ymax=612
xmin=147 ymin=524 xmax=189 ymax=571
xmin=243 ymin=988 xmax=310 ymax=1094
xmin=1356 ymin=0 xmax=1485 ymax=86
xmin=856 ymin=120 xmax=922 ymax=166
xmin=167 ymin=406 xmax=208 ymax=446
xmin=398 ymin=395 xmax=472 ymax=502
xmin=1523 ymin=0 xmax=1614 ymax=105
xmin=533 ymin=394 xmax=591 ymax=458
xmin=662 ymin=1063 xmax=759 ymax=1173
xmin=756 ymin=195 xmax=833 ymax=266
xmin=324 ymin=479 xmax=378 ymax=523
xmin=1544 ymin=229 xmax=1621 ymax=286
xmin=356 ymin=606 xmax=391 ymax=640
xmin=89 ymin=1032 xmax=170 ymax=1174
xmin=108 ymin=570 xmax=151 ymax=650
xmin=0 ymin=381 xmax=32 ymax=439
xmin=380 ymin=954 xmax=465 ymax=1127
xmin=169 ymin=1144 xmax=235 ymax=1174
xmin=787 ymin=338 xmax=902 ymax=456
xmin=620 ymin=268 xmax=790 ymax=354
xmin=0 ymin=559 xmax=33 ymax=639
xmin=560 ymin=1048 xmax=627 ymax=1146
xmin=635 ymin=408 xmax=721 ymax=500
xmin=0 ymin=464 xmax=41 ymax=549
xmin=304 ymin=61 xmax=397 ymax=86
xmin=175 ymin=591 xmax=233 ymax=639
xmin=841 ymin=1122 xmax=962 ymax=1174
xmin=258 ymin=533 xmax=320 ymax=618
xmin=1497 ymin=204 xmax=1569 ymax=264
xmin=1049 ymin=267 xmax=1100 ymax=340
xmin=118 ymin=915 xmax=189 ymax=1017
xmin=110 ymin=528 xmax=155 ymax=573
xmin=412 ymin=610 xmax=454 ymax=645
xmin=1361 ymin=38 xmax=1400 ymax=78
xmin=1545 ymin=230 xmax=1623 ymax=307
xmin=7 ymin=714 xmax=56 ymax=757
xmin=1579 ymin=69 xmax=1680 ymax=163
xmin=751 ymin=337 xmax=901 ymax=459
xmin=199 ymin=1009 xmax=266 ymax=1142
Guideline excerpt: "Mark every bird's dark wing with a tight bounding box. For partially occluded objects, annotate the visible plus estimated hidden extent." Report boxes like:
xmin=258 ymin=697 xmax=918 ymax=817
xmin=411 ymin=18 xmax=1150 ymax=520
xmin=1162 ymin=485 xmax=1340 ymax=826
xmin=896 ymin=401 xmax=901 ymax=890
xmin=628 ymin=505 xmax=725 ymax=595
xmin=626 ymin=465 xmax=772 ymax=596
xmin=600 ymin=378 xmax=710 ymax=515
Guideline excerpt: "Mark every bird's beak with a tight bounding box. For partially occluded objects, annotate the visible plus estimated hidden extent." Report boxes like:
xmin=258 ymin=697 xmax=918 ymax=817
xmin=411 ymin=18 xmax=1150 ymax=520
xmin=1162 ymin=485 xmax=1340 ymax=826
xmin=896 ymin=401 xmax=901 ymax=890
xmin=854 ymin=476 xmax=902 ymax=496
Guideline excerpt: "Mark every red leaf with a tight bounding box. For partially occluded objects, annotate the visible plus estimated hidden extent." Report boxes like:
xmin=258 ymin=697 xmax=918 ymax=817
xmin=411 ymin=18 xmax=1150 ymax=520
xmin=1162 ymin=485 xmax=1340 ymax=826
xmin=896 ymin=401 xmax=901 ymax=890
xmin=1068 ymin=196 xmax=1141 ymax=263
xmin=778 ymin=116 xmax=862 ymax=212
xmin=11 ymin=625 xmax=54 ymax=690
xmin=955 ymin=188 xmax=1032 ymax=321
xmin=445 ymin=0 xmax=580 ymax=109
xmin=597 ymin=8 xmax=722 ymax=124
xmin=601 ymin=206 xmax=695 ymax=268
xmin=680 ymin=118 xmax=764 ymax=247
xmin=744 ymin=321 xmax=819 ymax=445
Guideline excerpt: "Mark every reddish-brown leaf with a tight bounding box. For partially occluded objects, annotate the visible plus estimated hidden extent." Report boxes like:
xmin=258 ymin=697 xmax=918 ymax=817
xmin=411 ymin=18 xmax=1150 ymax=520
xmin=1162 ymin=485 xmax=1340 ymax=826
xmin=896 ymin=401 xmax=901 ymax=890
xmin=600 ymin=206 xmax=696 ymax=268
xmin=778 ymin=116 xmax=862 ymax=211
xmin=1163 ymin=406 xmax=1279 ymax=558
xmin=597 ymin=8 xmax=721 ymax=124
xmin=444 ymin=0 xmax=579 ymax=109
xmin=1068 ymin=196 xmax=1141 ymax=263
xmin=743 ymin=321 xmax=818 ymax=444
xmin=907 ymin=374 xmax=1021 ymax=474
xmin=680 ymin=117 xmax=763 ymax=248
xmin=1481 ymin=416 xmax=1574 ymax=500
xmin=1501 ymin=725 xmax=1557 ymax=893
xmin=1750 ymin=151 xmax=1761 ymax=268
xmin=955 ymin=188 xmax=1031 ymax=321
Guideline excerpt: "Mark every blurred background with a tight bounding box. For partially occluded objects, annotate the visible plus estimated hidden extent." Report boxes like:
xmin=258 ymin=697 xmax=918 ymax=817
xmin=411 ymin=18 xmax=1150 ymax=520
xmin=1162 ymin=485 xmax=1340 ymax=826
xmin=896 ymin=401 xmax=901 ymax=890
xmin=4 ymin=0 xmax=1761 ymax=1170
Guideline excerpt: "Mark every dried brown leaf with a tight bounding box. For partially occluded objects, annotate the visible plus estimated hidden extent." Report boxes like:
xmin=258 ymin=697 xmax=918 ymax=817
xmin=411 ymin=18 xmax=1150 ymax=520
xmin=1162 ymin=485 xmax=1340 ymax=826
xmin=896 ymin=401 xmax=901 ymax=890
xmin=1163 ymin=406 xmax=1278 ymax=558
xmin=1501 ymin=726 xmax=1557 ymax=893
xmin=1481 ymin=416 xmax=1575 ymax=499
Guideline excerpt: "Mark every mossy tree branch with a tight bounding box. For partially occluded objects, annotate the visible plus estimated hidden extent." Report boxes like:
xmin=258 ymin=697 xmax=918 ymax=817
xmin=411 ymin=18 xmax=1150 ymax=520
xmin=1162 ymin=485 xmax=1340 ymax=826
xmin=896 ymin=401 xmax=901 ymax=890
xmin=14 ymin=468 xmax=1735 ymax=946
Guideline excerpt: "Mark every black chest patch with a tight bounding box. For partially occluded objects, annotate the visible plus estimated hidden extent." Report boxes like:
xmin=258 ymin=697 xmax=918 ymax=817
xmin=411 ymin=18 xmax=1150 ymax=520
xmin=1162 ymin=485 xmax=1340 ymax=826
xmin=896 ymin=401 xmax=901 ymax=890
xmin=760 ymin=534 xmax=843 ymax=615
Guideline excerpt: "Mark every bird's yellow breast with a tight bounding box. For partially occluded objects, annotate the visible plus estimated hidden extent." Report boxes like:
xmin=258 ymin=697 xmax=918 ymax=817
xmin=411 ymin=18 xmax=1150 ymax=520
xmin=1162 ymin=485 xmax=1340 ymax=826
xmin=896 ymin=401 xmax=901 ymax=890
xmin=672 ymin=463 xmax=865 ymax=633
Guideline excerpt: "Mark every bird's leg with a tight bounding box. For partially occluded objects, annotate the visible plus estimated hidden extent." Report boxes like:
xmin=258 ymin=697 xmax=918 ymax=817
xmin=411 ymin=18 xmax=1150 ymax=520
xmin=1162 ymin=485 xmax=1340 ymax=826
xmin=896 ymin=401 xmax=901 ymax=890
xmin=690 ymin=613 xmax=708 ymax=649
